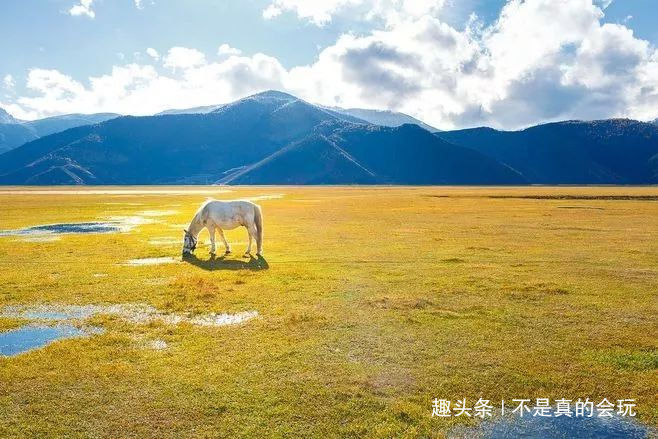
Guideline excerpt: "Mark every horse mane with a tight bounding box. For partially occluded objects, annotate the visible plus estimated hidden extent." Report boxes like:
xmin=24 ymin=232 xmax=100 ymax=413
xmin=192 ymin=198 xmax=216 ymax=226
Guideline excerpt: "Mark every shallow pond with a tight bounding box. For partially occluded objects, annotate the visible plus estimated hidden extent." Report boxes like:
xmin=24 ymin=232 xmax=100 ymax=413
xmin=0 ymin=222 xmax=122 ymax=237
xmin=0 ymin=324 xmax=101 ymax=356
xmin=1 ymin=304 xmax=258 ymax=356
xmin=2 ymin=304 xmax=259 ymax=328
xmin=449 ymin=413 xmax=653 ymax=438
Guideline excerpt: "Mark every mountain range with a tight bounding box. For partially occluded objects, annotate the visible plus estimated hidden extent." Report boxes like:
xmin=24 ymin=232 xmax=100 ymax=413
xmin=0 ymin=110 xmax=119 ymax=154
xmin=0 ymin=90 xmax=656 ymax=185
xmin=0 ymin=91 xmax=519 ymax=185
xmin=437 ymin=119 xmax=658 ymax=184
xmin=318 ymin=106 xmax=439 ymax=132
xmin=1 ymin=97 xmax=436 ymax=156
xmin=157 ymin=102 xmax=439 ymax=132
xmin=0 ymin=109 xmax=35 ymax=154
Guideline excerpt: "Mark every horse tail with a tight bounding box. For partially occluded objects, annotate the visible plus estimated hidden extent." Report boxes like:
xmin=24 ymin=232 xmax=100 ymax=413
xmin=253 ymin=203 xmax=264 ymax=254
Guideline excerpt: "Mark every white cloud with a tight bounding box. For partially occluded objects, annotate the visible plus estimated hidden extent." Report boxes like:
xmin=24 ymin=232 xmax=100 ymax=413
xmin=262 ymin=0 xmax=446 ymax=26
xmin=134 ymin=0 xmax=155 ymax=9
xmin=12 ymin=69 xmax=88 ymax=117
xmin=8 ymin=54 xmax=287 ymax=119
xmin=146 ymin=48 xmax=160 ymax=60
xmin=262 ymin=0 xmax=363 ymax=26
xmin=9 ymin=0 xmax=658 ymax=127
xmin=262 ymin=4 xmax=282 ymax=20
xmin=69 ymin=0 xmax=148 ymax=18
xmin=163 ymin=47 xmax=207 ymax=70
xmin=285 ymin=0 xmax=658 ymax=128
xmin=218 ymin=44 xmax=242 ymax=57
xmin=3 ymin=74 xmax=14 ymax=90
xmin=69 ymin=0 xmax=95 ymax=18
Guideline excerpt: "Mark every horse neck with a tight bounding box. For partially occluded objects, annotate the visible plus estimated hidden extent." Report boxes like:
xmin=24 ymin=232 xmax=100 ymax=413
xmin=187 ymin=214 xmax=204 ymax=237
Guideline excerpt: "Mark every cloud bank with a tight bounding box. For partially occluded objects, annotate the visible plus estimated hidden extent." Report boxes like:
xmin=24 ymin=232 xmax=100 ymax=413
xmin=69 ymin=0 xmax=95 ymax=18
xmin=6 ymin=0 xmax=658 ymax=129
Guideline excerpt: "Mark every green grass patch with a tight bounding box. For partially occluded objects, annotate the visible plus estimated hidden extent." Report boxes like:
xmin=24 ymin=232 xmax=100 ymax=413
xmin=0 ymin=317 xmax=26 ymax=332
xmin=589 ymin=348 xmax=658 ymax=371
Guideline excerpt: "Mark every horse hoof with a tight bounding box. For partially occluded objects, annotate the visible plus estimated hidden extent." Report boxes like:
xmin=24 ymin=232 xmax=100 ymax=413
xmin=225 ymin=250 xmax=231 ymax=255
xmin=243 ymin=253 xmax=250 ymax=258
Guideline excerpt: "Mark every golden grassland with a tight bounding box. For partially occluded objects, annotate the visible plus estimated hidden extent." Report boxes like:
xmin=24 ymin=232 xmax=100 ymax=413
xmin=0 ymin=186 xmax=656 ymax=438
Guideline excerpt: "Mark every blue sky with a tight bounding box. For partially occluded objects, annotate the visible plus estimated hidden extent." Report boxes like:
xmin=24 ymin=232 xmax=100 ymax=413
xmin=1 ymin=0 xmax=657 ymax=129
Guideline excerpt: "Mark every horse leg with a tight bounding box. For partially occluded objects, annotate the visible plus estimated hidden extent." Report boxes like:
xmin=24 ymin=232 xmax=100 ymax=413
xmin=245 ymin=224 xmax=256 ymax=257
xmin=218 ymin=228 xmax=231 ymax=254
xmin=208 ymin=224 xmax=216 ymax=255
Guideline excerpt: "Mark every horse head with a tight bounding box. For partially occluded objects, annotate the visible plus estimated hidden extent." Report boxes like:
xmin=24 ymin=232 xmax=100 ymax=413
xmin=182 ymin=229 xmax=197 ymax=256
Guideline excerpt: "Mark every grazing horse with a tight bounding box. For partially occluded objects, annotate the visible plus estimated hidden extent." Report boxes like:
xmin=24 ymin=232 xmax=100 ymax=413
xmin=182 ymin=199 xmax=263 ymax=257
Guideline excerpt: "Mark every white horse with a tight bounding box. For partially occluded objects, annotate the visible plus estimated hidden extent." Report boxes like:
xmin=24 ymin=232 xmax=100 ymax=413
xmin=182 ymin=199 xmax=263 ymax=257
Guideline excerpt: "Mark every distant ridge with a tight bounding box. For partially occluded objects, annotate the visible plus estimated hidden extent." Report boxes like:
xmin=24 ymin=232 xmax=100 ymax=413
xmin=1 ymin=91 xmax=657 ymax=185
xmin=24 ymin=113 xmax=120 ymax=138
xmin=0 ymin=107 xmax=19 ymax=124
xmin=0 ymin=90 xmax=521 ymax=185
xmin=157 ymin=105 xmax=223 ymax=115
xmin=0 ymin=108 xmax=38 ymax=154
xmin=437 ymin=118 xmax=658 ymax=184
xmin=0 ymin=108 xmax=119 ymax=154
xmin=154 ymin=91 xmax=439 ymax=131
xmin=321 ymin=106 xmax=440 ymax=132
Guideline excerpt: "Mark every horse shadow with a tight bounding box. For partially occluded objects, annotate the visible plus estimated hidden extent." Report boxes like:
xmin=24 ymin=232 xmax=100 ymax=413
xmin=182 ymin=253 xmax=269 ymax=271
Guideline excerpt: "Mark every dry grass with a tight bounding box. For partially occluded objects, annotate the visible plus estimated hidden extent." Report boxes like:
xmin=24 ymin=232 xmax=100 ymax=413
xmin=0 ymin=186 xmax=657 ymax=438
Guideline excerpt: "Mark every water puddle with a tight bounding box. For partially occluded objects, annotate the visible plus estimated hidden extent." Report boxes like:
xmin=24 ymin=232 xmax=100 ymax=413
xmin=448 ymin=413 xmax=653 ymax=438
xmin=0 ymin=215 xmax=157 ymax=239
xmin=0 ymin=324 xmax=102 ymax=357
xmin=123 ymin=257 xmax=180 ymax=266
xmin=1 ymin=304 xmax=257 ymax=356
xmin=3 ymin=305 xmax=97 ymax=321
xmin=187 ymin=311 xmax=259 ymax=327
xmin=2 ymin=304 xmax=259 ymax=328
xmin=0 ymin=222 xmax=123 ymax=237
